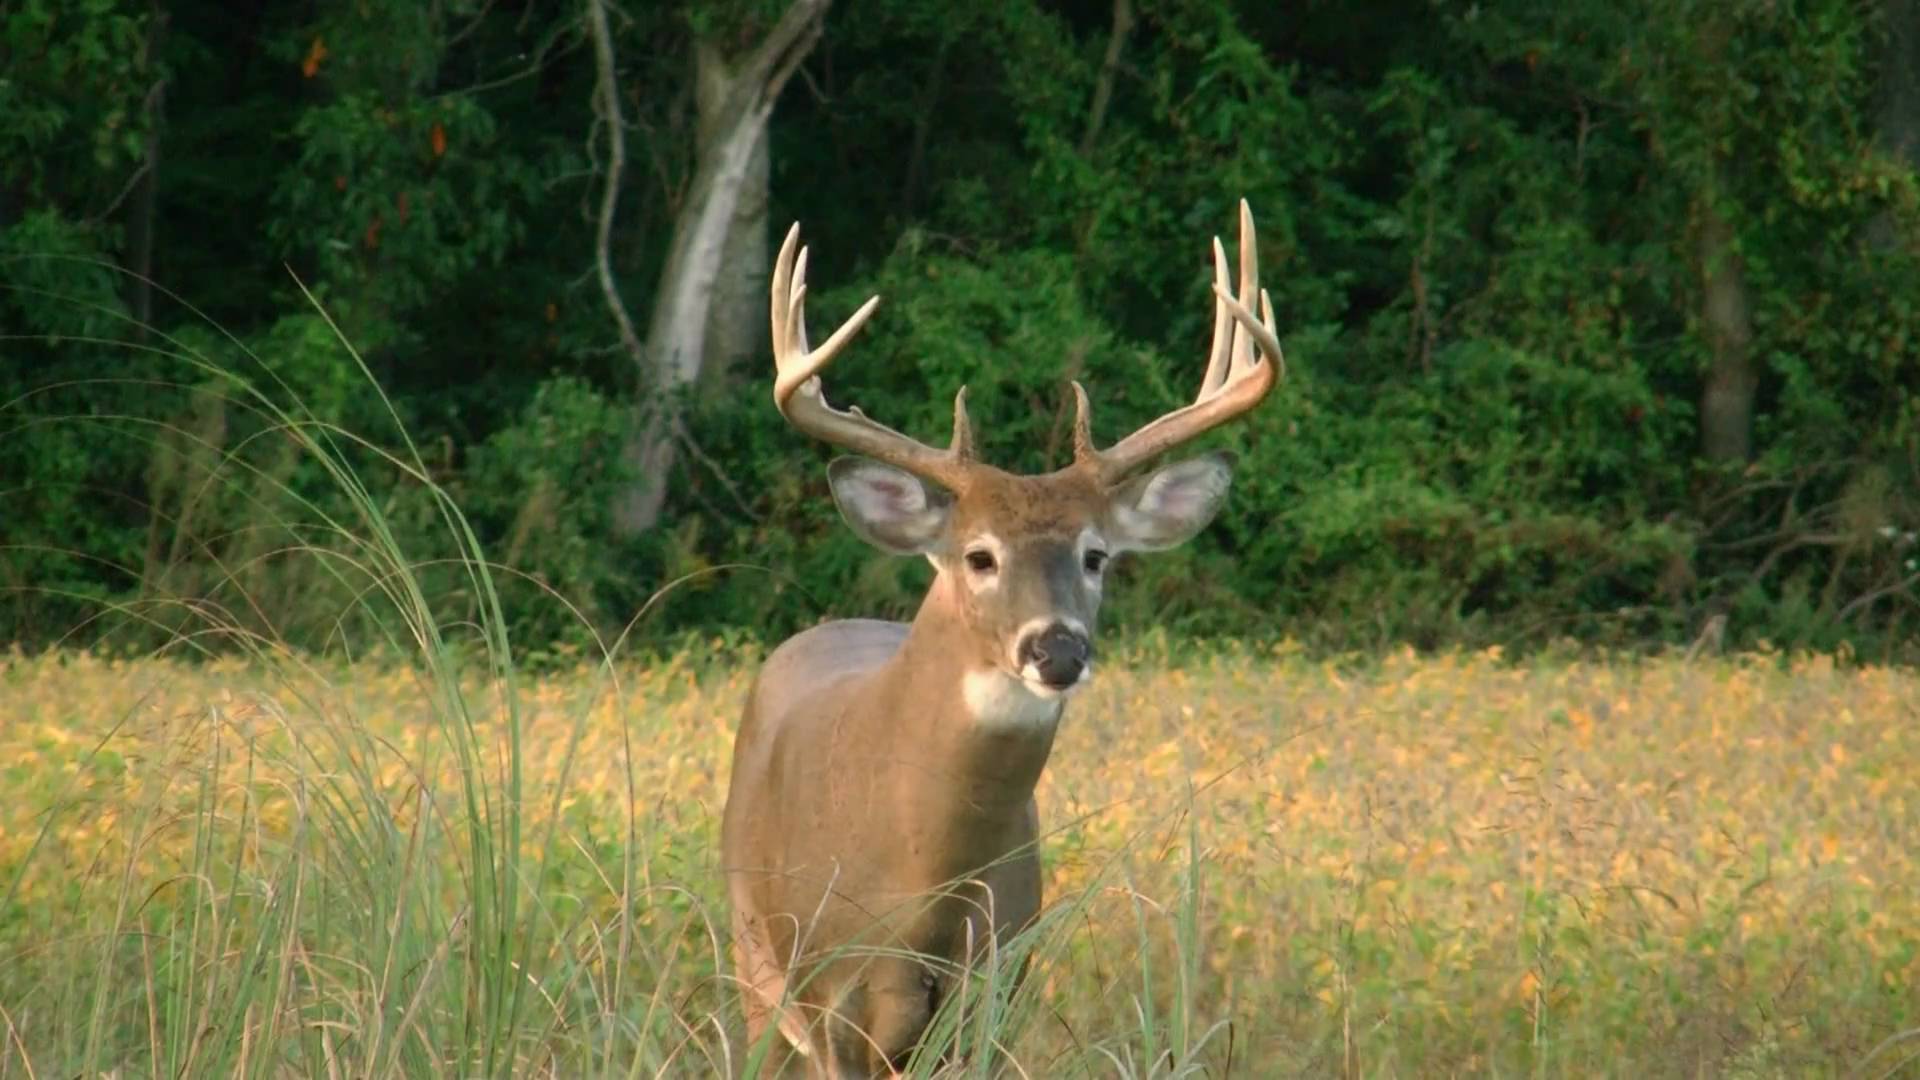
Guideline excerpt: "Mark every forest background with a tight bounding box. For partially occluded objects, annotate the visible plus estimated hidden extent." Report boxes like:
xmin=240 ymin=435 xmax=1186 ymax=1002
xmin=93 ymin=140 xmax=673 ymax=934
xmin=5 ymin=0 xmax=1919 ymax=661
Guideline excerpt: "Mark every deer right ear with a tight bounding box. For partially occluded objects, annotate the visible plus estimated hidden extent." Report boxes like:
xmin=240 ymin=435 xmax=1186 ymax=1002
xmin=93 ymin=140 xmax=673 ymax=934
xmin=827 ymin=457 xmax=952 ymax=555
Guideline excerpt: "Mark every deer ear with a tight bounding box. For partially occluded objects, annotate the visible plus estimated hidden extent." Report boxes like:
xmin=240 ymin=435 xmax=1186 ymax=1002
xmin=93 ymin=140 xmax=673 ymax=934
xmin=1105 ymin=451 xmax=1235 ymax=552
xmin=828 ymin=457 xmax=952 ymax=555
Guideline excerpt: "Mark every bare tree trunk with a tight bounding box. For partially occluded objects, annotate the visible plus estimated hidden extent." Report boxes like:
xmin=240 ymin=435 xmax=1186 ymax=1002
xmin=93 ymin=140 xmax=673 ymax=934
xmin=1698 ymin=193 xmax=1756 ymax=463
xmin=1694 ymin=17 xmax=1757 ymax=465
xmin=901 ymin=35 xmax=952 ymax=216
xmin=694 ymin=39 xmax=772 ymax=395
xmin=1071 ymin=0 xmax=1134 ymax=260
xmin=124 ymin=7 xmax=169 ymax=335
xmin=1867 ymin=0 xmax=1920 ymax=250
xmin=597 ymin=0 xmax=829 ymax=538
xmin=1079 ymin=0 xmax=1134 ymax=158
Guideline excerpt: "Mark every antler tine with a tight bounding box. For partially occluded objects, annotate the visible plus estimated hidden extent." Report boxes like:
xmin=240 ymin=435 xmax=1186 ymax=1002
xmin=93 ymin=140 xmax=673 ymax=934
xmin=1198 ymin=235 xmax=1235 ymax=398
xmin=770 ymin=222 xmax=977 ymax=489
xmin=1214 ymin=284 xmax=1285 ymax=377
xmin=1071 ymin=198 xmax=1283 ymax=485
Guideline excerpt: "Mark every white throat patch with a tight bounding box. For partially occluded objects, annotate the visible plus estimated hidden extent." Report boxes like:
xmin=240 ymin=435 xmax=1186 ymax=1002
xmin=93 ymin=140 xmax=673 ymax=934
xmin=962 ymin=668 xmax=1066 ymax=730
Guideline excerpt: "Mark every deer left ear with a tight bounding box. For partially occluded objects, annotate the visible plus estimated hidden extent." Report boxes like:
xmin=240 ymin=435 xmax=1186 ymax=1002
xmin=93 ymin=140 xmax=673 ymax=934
xmin=1105 ymin=451 xmax=1235 ymax=552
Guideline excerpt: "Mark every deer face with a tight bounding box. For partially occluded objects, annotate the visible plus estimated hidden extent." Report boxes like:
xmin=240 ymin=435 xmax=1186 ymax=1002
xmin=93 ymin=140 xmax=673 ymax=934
xmin=828 ymin=452 xmax=1235 ymax=696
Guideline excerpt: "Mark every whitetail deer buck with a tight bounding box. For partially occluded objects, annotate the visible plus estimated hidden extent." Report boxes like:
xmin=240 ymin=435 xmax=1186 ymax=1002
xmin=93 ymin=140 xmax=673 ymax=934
xmin=721 ymin=201 xmax=1283 ymax=1076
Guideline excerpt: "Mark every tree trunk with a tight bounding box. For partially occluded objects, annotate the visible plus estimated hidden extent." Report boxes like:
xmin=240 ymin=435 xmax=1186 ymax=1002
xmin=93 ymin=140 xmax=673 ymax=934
xmin=1697 ymin=194 xmax=1756 ymax=463
xmin=1867 ymin=0 xmax=1920 ymax=250
xmin=1079 ymin=0 xmax=1134 ymax=159
xmin=694 ymin=39 xmax=772 ymax=394
xmin=603 ymin=0 xmax=829 ymax=538
xmin=124 ymin=8 xmax=169 ymax=335
xmin=1694 ymin=17 xmax=1757 ymax=465
xmin=123 ymin=96 xmax=161 ymax=332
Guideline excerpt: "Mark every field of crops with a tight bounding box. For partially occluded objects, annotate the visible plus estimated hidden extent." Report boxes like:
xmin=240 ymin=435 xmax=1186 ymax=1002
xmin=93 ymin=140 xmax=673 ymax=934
xmin=2 ymin=645 xmax=1916 ymax=1076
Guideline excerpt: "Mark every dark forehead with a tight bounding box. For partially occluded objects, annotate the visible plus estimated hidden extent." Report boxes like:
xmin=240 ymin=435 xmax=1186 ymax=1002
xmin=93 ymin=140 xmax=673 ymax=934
xmin=951 ymin=468 xmax=1103 ymax=539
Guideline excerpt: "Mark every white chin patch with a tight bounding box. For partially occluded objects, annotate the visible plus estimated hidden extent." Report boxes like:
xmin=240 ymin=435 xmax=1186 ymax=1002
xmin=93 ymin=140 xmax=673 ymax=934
xmin=1016 ymin=662 xmax=1092 ymax=697
xmin=962 ymin=668 xmax=1071 ymax=729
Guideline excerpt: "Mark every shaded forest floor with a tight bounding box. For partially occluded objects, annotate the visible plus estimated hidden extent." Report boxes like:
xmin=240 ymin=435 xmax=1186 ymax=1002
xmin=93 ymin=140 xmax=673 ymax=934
xmin=2 ymin=647 xmax=1916 ymax=1076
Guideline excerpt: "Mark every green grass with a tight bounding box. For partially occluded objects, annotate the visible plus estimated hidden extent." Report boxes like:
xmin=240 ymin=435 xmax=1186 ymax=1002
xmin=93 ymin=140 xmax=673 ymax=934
xmin=4 ymin=646 xmax=1918 ymax=1077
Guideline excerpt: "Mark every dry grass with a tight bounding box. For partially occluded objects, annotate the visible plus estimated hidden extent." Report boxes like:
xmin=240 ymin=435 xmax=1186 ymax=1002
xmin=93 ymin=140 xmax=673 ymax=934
xmin=2 ymin=645 xmax=1917 ymax=1076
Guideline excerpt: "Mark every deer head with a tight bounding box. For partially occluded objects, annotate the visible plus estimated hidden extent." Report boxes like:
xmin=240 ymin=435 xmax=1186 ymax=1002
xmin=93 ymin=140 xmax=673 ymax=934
xmin=769 ymin=200 xmax=1283 ymax=701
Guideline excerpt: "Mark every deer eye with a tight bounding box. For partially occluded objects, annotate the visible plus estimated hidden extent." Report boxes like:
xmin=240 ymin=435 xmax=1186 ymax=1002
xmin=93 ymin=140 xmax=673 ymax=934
xmin=1083 ymin=549 xmax=1109 ymax=574
xmin=964 ymin=549 xmax=997 ymax=573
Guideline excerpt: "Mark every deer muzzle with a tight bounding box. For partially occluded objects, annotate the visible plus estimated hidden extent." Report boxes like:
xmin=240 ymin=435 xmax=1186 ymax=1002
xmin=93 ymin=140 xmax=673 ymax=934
xmin=1017 ymin=623 xmax=1093 ymax=690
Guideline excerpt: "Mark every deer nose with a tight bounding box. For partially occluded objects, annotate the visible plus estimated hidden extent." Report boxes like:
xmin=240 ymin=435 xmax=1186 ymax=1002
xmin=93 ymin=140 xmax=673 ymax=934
xmin=1017 ymin=624 xmax=1092 ymax=689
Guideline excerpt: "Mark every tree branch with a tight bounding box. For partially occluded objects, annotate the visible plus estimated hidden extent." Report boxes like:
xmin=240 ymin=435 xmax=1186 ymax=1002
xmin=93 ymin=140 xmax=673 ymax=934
xmin=93 ymin=75 xmax=168 ymax=224
xmin=737 ymin=0 xmax=832 ymax=104
xmin=586 ymin=0 xmax=647 ymax=373
xmin=1080 ymin=0 xmax=1135 ymax=158
xmin=675 ymin=419 xmax=763 ymax=522
xmin=1837 ymin=569 xmax=1920 ymax=624
xmin=445 ymin=0 xmax=500 ymax=49
xmin=431 ymin=25 xmax=583 ymax=103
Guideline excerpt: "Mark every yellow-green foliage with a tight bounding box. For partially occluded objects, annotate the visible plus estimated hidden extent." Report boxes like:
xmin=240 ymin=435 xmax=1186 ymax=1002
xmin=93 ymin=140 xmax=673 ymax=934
xmin=2 ymin=647 xmax=1916 ymax=1076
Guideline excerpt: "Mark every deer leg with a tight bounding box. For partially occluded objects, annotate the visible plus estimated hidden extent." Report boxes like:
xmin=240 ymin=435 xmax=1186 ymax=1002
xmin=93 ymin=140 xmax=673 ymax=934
xmin=731 ymin=906 xmax=815 ymax=1074
xmin=815 ymin=958 xmax=937 ymax=1077
xmin=975 ymin=807 xmax=1045 ymax=965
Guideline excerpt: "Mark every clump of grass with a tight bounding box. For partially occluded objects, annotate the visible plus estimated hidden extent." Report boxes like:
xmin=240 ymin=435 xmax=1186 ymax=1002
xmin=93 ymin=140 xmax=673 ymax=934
xmin=0 ymin=275 xmax=745 ymax=1077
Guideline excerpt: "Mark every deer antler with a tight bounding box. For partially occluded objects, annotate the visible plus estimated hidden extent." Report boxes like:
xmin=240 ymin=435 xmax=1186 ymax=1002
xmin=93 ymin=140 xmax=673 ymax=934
xmin=770 ymin=223 xmax=978 ymax=489
xmin=1070 ymin=199 xmax=1284 ymax=485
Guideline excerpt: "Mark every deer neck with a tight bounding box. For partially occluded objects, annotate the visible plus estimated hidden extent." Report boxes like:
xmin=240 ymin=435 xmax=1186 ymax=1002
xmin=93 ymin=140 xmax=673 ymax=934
xmin=867 ymin=572 xmax=1064 ymax=827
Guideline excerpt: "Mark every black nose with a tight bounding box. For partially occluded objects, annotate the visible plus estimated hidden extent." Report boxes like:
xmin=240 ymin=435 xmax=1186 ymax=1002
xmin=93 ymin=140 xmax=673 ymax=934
xmin=1017 ymin=624 xmax=1092 ymax=688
